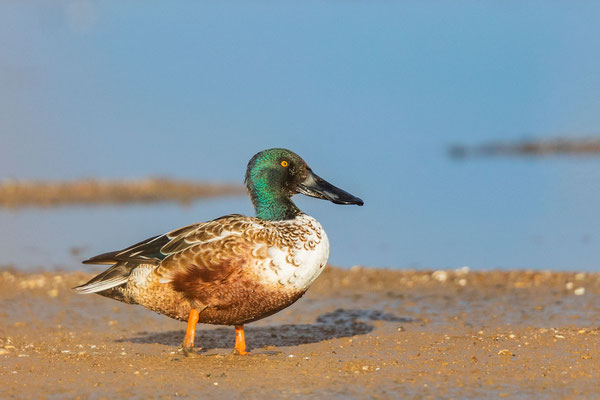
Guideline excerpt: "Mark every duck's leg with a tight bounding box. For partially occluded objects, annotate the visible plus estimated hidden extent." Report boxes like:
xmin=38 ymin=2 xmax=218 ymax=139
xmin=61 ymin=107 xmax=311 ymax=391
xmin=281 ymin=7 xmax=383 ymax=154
xmin=180 ymin=308 xmax=200 ymax=356
xmin=234 ymin=325 xmax=249 ymax=355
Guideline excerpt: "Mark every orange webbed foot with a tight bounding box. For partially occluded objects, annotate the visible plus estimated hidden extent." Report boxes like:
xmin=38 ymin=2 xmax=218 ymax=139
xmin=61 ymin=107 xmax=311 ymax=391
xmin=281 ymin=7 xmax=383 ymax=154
xmin=178 ymin=343 xmax=195 ymax=357
xmin=233 ymin=325 xmax=251 ymax=355
xmin=179 ymin=308 xmax=200 ymax=357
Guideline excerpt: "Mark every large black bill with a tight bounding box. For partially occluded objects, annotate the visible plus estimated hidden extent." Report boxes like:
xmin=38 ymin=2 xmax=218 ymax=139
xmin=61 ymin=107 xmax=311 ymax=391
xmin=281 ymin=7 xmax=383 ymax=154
xmin=297 ymin=169 xmax=364 ymax=206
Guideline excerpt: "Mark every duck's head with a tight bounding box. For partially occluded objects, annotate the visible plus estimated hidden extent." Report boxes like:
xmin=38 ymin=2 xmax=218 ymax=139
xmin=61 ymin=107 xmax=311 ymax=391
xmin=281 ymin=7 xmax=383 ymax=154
xmin=245 ymin=148 xmax=363 ymax=220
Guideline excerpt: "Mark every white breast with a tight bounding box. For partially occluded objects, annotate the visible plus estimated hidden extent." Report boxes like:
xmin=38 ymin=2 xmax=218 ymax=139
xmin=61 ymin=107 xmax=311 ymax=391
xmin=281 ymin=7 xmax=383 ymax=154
xmin=256 ymin=214 xmax=330 ymax=291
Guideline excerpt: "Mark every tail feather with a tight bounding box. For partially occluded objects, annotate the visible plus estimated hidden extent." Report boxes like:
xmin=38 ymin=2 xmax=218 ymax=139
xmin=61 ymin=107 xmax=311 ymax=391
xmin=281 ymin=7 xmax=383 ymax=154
xmin=74 ymin=262 xmax=133 ymax=294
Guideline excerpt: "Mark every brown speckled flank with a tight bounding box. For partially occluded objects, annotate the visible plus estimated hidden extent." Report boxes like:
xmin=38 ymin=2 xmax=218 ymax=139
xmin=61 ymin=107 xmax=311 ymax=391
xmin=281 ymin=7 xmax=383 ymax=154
xmin=100 ymin=265 xmax=306 ymax=325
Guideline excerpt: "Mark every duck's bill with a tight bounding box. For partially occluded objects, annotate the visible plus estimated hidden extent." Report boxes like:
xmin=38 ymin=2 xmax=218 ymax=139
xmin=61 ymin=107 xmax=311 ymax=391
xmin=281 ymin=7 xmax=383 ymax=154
xmin=297 ymin=169 xmax=364 ymax=206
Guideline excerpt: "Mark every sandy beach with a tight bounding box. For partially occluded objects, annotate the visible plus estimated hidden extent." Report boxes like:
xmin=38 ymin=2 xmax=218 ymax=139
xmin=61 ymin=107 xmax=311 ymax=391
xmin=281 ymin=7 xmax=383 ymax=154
xmin=1 ymin=266 xmax=599 ymax=399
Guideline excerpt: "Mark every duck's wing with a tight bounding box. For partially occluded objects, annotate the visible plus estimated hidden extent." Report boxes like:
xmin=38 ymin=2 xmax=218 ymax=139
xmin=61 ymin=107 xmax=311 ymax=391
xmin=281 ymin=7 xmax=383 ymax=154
xmin=75 ymin=214 xmax=266 ymax=296
xmin=81 ymin=234 xmax=170 ymax=265
xmin=76 ymin=230 xmax=171 ymax=293
xmin=81 ymin=214 xmax=251 ymax=265
xmin=153 ymin=215 xmax=270 ymax=303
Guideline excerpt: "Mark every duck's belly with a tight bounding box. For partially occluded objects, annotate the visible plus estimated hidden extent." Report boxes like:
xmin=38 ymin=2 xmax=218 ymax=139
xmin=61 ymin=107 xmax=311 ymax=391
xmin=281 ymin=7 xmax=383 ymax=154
xmin=193 ymin=274 xmax=309 ymax=325
xmin=114 ymin=269 xmax=315 ymax=325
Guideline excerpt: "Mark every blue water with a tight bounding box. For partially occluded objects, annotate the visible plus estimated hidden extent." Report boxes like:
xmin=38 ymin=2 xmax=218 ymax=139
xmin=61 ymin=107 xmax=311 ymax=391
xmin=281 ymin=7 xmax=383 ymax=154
xmin=2 ymin=155 xmax=600 ymax=271
xmin=1 ymin=2 xmax=600 ymax=271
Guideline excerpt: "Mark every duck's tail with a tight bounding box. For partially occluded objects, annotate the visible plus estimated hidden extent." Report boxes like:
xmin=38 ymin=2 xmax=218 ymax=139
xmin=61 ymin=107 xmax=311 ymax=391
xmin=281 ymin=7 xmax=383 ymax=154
xmin=74 ymin=262 xmax=133 ymax=294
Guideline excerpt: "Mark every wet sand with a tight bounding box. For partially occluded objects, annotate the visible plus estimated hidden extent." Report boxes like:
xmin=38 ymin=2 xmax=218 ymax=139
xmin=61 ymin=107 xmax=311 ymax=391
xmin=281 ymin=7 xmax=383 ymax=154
xmin=1 ymin=267 xmax=599 ymax=399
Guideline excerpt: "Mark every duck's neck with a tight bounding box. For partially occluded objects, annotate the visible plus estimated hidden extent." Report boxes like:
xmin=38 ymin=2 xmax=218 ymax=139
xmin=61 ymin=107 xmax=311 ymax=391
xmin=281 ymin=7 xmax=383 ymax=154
xmin=249 ymin=188 xmax=302 ymax=221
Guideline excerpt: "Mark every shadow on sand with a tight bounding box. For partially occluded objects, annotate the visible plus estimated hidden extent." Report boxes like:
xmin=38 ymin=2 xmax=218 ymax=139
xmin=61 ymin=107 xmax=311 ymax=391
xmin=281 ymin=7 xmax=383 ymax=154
xmin=117 ymin=309 xmax=414 ymax=352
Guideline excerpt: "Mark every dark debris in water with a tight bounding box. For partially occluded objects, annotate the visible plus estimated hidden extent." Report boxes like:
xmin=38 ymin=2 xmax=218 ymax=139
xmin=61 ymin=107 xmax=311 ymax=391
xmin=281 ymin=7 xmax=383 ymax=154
xmin=449 ymin=137 xmax=600 ymax=159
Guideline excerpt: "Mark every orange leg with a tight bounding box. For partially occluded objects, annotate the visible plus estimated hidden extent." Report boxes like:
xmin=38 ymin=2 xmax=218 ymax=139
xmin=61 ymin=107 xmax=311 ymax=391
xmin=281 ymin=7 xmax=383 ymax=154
xmin=181 ymin=308 xmax=200 ymax=353
xmin=234 ymin=325 xmax=249 ymax=355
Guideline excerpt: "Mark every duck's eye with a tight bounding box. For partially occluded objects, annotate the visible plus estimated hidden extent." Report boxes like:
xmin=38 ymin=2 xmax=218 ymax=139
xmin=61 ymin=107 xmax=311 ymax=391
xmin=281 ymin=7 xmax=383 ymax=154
xmin=280 ymin=160 xmax=289 ymax=167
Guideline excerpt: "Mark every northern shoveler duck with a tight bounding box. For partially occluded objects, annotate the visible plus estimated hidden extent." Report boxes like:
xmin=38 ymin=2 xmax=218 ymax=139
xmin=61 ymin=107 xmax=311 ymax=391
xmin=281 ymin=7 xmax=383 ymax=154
xmin=75 ymin=148 xmax=363 ymax=355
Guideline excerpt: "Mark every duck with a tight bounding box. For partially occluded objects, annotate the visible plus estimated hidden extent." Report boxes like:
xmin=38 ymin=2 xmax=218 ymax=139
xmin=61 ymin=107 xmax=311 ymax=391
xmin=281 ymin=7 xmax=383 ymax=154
xmin=75 ymin=148 xmax=363 ymax=355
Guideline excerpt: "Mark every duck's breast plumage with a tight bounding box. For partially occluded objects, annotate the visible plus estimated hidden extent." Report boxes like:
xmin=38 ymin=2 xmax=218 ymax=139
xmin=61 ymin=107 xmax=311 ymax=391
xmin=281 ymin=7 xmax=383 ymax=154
xmin=254 ymin=214 xmax=329 ymax=291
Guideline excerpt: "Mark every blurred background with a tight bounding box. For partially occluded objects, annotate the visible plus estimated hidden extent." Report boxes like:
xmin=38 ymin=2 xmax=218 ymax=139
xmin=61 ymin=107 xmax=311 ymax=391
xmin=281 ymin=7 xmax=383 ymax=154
xmin=1 ymin=1 xmax=600 ymax=271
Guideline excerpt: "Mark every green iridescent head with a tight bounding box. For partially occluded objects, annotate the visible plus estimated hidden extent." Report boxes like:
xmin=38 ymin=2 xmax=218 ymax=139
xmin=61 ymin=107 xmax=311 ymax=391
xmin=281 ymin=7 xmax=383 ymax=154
xmin=245 ymin=148 xmax=363 ymax=221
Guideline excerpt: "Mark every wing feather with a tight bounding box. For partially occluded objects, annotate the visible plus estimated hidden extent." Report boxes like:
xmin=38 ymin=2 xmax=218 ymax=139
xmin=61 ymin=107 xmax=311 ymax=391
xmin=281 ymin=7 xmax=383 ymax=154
xmin=82 ymin=234 xmax=169 ymax=265
xmin=74 ymin=262 xmax=134 ymax=293
xmin=78 ymin=214 xmax=268 ymax=300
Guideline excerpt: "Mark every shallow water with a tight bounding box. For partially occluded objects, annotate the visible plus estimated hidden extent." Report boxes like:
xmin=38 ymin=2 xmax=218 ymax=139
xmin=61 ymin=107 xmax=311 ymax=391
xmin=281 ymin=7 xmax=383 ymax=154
xmin=0 ymin=197 xmax=249 ymax=270
xmin=2 ymin=156 xmax=600 ymax=272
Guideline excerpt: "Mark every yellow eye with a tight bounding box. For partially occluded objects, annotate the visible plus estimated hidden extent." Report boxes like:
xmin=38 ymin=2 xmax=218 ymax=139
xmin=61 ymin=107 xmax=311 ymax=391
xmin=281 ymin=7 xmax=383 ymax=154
xmin=280 ymin=160 xmax=289 ymax=167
